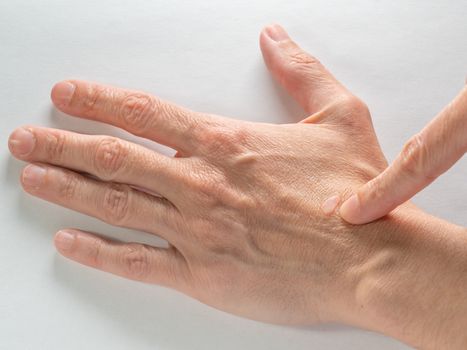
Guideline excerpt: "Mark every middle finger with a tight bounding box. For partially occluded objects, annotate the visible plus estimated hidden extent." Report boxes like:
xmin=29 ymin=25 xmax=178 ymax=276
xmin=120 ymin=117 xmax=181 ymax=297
xmin=8 ymin=126 xmax=187 ymax=203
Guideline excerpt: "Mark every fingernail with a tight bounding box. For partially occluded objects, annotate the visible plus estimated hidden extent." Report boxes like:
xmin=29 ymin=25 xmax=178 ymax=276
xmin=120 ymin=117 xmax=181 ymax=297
xmin=55 ymin=230 xmax=76 ymax=251
xmin=53 ymin=81 xmax=75 ymax=107
xmin=321 ymin=195 xmax=340 ymax=216
xmin=8 ymin=128 xmax=36 ymax=156
xmin=265 ymin=24 xmax=289 ymax=42
xmin=339 ymin=194 xmax=361 ymax=223
xmin=22 ymin=164 xmax=46 ymax=189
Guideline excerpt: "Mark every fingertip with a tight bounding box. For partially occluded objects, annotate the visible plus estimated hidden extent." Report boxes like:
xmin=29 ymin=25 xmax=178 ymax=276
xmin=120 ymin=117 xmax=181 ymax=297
xmin=339 ymin=194 xmax=366 ymax=224
xmin=8 ymin=126 xmax=36 ymax=158
xmin=259 ymin=24 xmax=291 ymax=74
xmin=259 ymin=28 xmax=269 ymax=51
xmin=54 ymin=229 xmax=77 ymax=253
xmin=51 ymin=81 xmax=76 ymax=109
xmin=262 ymin=24 xmax=289 ymax=42
xmin=259 ymin=28 xmax=275 ymax=71
xmin=21 ymin=163 xmax=47 ymax=190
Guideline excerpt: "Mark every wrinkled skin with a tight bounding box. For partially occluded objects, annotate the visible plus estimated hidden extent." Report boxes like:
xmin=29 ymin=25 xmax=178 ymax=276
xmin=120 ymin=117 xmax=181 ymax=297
xmin=7 ymin=25 xmax=467 ymax=349
xmin=164 ymin=97 xmax=388 ymax=324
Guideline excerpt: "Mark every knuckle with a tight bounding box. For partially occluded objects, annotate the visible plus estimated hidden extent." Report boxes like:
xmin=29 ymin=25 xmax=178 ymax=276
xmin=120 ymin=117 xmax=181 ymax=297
xmin=94 ymin=137 xmax=128 ymax=179
xmin=87 ymin=238 xmax=104 ymax=268
xmin=120 ymin=243 xmax=151 ymax=279
xmin=365 ymin=177 xmax=385 ymax=201
xmin=189 ymin=165 xmax=255 ymax=213
xmin=343 ymin=95 xmax=370 ymax=117
xmin=58 ymin=172 xmax=79 ymax=200
xmin=81 ymin=85 xmax=108 ymax=118
xmin=201 ymin=124 xmax=251 ymax=155
xmin=288 ymin=50 xmax=320 ymax=67
xmin=190 ymin=217 xmax=245 ymax=259
xmin=330 ymin=95 xmax=372 ymax=129
xmin=340 ymin=95 xmax=370 ymax=120
xmin=285 ymin=48 xmax=324 ymax=80
xmin=102 ymin=184 xmax=131 ymax=225
xmin=190 ymin=170 xmax=229 ymax=205
xmin=399 ymin=134 xmax=428 ymax=178
xmin=119 ymin=93 xmax=156 ymax=133
xmin=45 ymin=132 xmax=67 ymax=161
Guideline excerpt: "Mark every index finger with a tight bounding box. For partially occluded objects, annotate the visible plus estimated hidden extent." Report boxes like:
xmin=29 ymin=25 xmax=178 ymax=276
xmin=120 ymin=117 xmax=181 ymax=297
xmin=51 ymin=80 xmax=220 ymax=153
xmin=339 ymin=85 xmax=467 ymax=224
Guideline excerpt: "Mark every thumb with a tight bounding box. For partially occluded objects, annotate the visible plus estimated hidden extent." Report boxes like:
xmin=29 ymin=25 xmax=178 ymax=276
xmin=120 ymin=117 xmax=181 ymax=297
xmin=338 ymin=85 xmax=467 ymax=224
xmin=259 ymin=24 xmax=349 ymax=115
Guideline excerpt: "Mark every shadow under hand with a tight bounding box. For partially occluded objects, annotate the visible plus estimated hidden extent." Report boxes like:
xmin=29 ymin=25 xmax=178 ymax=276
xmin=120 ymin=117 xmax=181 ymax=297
xmin=53 ymin=255 xmax=278 ymax=350
xmin=53 ymin=253 xmax=355 ymax=350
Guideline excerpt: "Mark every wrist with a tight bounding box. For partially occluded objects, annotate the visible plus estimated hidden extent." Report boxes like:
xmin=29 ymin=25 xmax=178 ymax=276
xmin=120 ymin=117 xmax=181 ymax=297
xmin=350 ymin=206 xmax=467 ymax=349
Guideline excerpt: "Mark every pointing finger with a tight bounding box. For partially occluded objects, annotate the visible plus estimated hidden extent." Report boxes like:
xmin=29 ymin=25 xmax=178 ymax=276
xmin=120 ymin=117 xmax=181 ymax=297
xmin=339 ymin=85 xmax=467 ymax=224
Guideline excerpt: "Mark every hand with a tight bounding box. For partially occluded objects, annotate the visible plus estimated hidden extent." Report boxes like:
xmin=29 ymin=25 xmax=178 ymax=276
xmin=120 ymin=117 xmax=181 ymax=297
xmin=337 ymin=85 xmax=467 ymax=224
xmin=7 ymin=24 xmax=467 ymax=349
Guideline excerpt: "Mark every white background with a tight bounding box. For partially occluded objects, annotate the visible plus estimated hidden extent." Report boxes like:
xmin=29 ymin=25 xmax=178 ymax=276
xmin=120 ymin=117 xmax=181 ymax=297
xmin=1 ymin=1 xmax=466 ymax=349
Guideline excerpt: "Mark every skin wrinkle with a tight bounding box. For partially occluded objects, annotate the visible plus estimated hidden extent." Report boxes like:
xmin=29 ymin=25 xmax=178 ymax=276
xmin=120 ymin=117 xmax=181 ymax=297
xmin=7 ymin=25 xmax=467 ymax=349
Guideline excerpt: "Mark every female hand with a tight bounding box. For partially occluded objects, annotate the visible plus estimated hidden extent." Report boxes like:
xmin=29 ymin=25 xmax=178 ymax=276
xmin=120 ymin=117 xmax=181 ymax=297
xmin=338 ymin=85 xmax=467 ymax=224
xmin=8 ymin=25 xmax=467 ymax=349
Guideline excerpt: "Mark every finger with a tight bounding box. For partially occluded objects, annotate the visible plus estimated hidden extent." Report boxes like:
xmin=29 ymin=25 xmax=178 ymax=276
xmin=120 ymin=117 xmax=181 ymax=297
xmin=259 ymin=24 xmax=350 ymax=115
xmin=50 ymin=80 xmax=222 ymax=153
xmin=339 ymin=85 xmax=467 ymax=224
xmin=20 ymin=163 xmax=180 ymax=240
xmin=54 ymin=229 xmax=188 ymax=287
xmin=8 ymin=126 xmax=185 ymax=202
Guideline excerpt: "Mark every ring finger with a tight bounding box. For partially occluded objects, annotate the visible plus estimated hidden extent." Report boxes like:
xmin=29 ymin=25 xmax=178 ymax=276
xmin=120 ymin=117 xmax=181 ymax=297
xmin=21 ymin=163 xmax=181 ymax=241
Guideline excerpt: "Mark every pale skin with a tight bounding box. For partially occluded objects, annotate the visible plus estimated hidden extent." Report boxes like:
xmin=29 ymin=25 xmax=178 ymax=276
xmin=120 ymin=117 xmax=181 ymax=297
xmin=7 ymin=24 xmax=467 ymax=349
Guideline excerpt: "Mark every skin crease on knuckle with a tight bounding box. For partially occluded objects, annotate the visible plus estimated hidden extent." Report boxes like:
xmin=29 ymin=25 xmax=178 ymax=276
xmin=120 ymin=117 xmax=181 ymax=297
xmin=398 ymin=133 xmax=428 ymax=180
xmin=58 ymin=171 xmax=80 ymax=200
xmin=86 ymin=236 xmax=105 ymax=269
xmin=119 ymin=243 xmax=152 ymax=280
xmin=79 ymin=84 xmax=110 ymax=118
xmin=102 ymin=184 xmax=132 ymax=226
xmin=94 ymin=137 xmax=128 ymax=180
xmin=119 ymin=93 xmax=156 ymax=133
xmin=196 ymin=123 xmax=252 ymax=158
xmin=44 ymin=131 xmax=67 ymax=162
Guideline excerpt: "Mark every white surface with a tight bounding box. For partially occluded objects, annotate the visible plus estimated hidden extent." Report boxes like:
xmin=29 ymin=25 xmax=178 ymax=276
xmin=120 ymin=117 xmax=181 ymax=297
xmin=1 ymin=1 xmax=466 ymax=349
